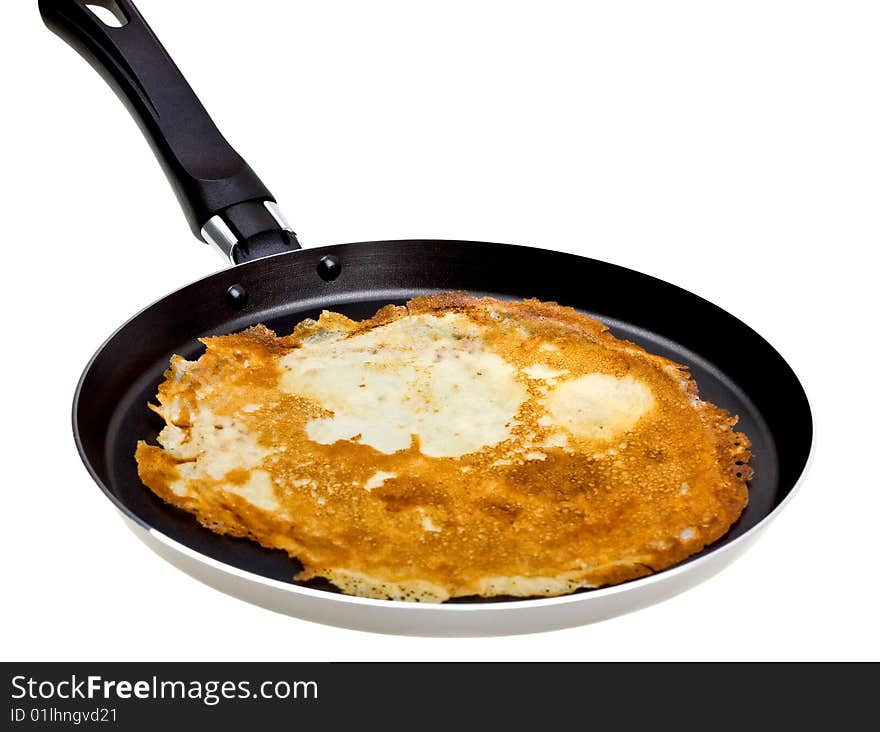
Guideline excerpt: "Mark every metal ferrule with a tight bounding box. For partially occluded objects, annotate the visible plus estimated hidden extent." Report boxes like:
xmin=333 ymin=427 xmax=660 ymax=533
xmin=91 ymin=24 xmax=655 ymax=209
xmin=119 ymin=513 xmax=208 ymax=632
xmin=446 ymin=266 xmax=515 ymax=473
xmin=201 ymin=201 xmax=297 ymax=262
xmin=200 ymin=215 xmax=239 ymax=261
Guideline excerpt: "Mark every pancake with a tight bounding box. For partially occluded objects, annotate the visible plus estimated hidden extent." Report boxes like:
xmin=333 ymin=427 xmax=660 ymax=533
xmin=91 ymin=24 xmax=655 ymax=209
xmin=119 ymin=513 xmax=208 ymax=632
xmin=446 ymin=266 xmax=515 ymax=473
xmin=135 ymin=293 xmax=751 ymax=602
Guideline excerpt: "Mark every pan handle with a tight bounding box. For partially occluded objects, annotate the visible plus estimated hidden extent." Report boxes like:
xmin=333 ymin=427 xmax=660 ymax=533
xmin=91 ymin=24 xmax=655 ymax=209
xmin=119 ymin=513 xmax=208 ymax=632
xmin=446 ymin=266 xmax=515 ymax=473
xmin=39 ymin=0 xmax=300 ymax=263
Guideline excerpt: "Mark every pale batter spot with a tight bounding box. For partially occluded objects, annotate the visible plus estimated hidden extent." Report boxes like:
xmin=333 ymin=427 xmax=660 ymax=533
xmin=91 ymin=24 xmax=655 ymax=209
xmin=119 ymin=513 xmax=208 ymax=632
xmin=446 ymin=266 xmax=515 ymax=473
xmin=170 ymin=360 xmax=193 ymax=382
xmin=421 ymin=513 xmax=442 ymax=533
xmin=543 ymin=432 xmax=569 ymax=449
xmin=680 ymin=527 xmax=696 ymax=540
xmin=522 ymin=364 xmax=568 ymax=380
xmin=541 ymin=373 xmax=655 ymax=441
xmin=280 ymin=314 xmax=528 ymax=458
xmin=364 ymin=470 xmax=396 ymax=492
xmin=157 ymin=407 xmax=270 ymax=481
xmin=225 ymin=470 xmax=278 ymax=512
xmin=166 ymin=397 xmax=185 ymax=422
xmin=525 ymin=451 xmax=547 ymax=461
xmin=169 ymin=480 xmax=189 ymax=497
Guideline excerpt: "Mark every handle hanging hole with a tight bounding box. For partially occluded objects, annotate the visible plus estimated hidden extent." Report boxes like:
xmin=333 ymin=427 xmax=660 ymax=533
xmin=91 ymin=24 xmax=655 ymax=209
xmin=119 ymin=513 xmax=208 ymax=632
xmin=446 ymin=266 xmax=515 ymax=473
xmin=85 ymin=2 xmax=127 ymax=28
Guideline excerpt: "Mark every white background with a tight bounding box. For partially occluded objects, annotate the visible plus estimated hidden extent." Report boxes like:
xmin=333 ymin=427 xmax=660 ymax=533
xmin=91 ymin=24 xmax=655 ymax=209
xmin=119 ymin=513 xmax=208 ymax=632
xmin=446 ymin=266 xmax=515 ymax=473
xmin=3 ymin=0 xmax=878 ymax=661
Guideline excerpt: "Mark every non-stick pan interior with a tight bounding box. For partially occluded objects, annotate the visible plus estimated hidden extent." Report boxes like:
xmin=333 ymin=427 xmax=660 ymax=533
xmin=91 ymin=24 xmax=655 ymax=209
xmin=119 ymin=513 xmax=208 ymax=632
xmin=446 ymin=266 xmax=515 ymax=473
xmin=75 ymin=240 xmax=811 ymax=601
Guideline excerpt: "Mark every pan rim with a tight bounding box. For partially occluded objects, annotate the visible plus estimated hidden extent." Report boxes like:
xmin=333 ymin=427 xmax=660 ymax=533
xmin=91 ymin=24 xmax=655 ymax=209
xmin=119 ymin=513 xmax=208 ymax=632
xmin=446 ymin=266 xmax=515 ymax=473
xmin=72 ymin=238 xmax=815 ymax=612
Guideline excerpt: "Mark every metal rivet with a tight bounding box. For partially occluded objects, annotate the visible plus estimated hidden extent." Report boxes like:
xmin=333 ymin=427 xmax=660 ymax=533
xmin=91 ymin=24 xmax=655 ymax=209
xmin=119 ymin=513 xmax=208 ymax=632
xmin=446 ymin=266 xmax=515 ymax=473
xmin=317 ymin=255 xmax=341 ymax=281
xmin=226 ymin=284 xmax=249 ymax=309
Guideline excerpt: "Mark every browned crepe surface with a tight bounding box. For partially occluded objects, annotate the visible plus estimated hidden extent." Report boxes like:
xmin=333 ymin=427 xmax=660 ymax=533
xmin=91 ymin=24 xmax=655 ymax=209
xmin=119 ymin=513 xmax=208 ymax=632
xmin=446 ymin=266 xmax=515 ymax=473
xmin=136 ymin=294 xmax=751 ymax=601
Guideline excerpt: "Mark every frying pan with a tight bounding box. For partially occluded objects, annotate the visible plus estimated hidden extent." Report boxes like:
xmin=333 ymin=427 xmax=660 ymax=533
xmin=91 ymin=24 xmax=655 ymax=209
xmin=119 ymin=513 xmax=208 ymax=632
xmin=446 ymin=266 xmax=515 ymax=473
xmin=42 ymin=0 xmax=813 ymax=636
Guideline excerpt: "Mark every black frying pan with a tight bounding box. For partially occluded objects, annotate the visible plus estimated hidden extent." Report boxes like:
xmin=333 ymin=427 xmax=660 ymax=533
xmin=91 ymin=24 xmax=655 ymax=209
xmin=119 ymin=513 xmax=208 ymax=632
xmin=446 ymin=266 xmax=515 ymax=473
xmin=42 ymin=0 xmax=813 ymax=635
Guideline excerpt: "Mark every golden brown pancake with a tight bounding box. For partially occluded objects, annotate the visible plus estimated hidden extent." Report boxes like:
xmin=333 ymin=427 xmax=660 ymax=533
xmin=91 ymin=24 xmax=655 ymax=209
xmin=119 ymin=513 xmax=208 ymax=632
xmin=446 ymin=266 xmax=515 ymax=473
xmin=136 ymin=294 xmax=751 ymax=602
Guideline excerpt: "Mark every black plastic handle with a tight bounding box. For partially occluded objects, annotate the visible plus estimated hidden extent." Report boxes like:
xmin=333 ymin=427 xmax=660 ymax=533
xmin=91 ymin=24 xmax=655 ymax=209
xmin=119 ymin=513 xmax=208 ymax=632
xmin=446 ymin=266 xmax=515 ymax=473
xmin=39 ymin=0 xmax=299 ymax=262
